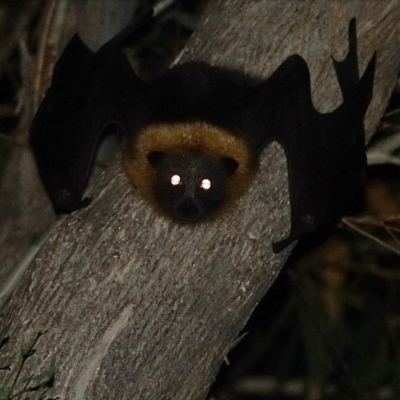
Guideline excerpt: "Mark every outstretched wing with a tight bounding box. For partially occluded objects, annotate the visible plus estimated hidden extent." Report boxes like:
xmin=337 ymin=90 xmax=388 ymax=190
xmin=30 ymin=8 xmax=152 ymax=213
xmin=242 ymin=18 xmax=376 ymax=252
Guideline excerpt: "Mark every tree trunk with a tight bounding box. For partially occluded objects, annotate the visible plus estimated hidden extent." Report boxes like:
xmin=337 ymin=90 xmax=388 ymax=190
xmin=1 ymin=1 xmax=400 ymax=399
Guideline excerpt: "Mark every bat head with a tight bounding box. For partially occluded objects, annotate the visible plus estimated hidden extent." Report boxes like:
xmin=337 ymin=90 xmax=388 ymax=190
xmin=147 ymin=150 xmax=238 ymax=221
xmin=122 ymin=121 xmax=254 ymax=222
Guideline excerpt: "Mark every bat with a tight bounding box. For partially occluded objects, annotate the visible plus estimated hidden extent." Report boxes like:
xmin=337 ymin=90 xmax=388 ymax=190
xmin=30 ymin=11 xmax=376 ymax=253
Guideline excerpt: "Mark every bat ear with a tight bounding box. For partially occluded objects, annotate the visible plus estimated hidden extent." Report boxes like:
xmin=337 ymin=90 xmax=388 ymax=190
xmin=221 ymin=157 xmax=239 ymax=175
xmin=147 ymin=151 xmax=166 ymax=167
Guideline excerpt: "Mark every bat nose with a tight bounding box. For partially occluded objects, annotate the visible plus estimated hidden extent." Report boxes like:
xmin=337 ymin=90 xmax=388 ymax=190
xmin=177 ymin=198 xmax=200 ymax=220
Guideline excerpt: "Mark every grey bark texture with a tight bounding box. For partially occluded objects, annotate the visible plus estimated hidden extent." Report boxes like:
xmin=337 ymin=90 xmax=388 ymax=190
xmin=1 ymin=1 xmax=400 ymax=399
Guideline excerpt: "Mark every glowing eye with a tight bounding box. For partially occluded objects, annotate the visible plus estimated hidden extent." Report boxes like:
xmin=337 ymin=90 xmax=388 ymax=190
xmin=170 ymin=174 xmax=181 ymax=186
xmin=200 ymin=179 xmax=211 ymax=190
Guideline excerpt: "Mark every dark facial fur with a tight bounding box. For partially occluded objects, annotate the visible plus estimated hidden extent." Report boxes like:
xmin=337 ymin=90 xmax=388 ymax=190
xmin=147 ymin=150 xmax=238 ymax=221
xmin=121 ymin=121 xmax=254 ymax=224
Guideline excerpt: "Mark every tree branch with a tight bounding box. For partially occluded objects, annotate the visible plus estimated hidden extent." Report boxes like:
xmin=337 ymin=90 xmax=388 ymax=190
xmin=1 ymin=1 xmax=400 ymax=399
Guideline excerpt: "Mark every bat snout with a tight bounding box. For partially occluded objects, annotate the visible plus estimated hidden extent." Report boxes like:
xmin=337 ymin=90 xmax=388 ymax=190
xmin=176 ymin=198 xmax=201 ymax=220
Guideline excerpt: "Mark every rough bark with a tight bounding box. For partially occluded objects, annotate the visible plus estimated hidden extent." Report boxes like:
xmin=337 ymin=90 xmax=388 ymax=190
xmin=1 ymin=1 xmax=400 ymax=400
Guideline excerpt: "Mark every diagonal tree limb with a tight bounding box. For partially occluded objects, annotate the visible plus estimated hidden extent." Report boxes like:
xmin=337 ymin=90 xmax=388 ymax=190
xmin=1 ymin=1 xmax=400 ymax=399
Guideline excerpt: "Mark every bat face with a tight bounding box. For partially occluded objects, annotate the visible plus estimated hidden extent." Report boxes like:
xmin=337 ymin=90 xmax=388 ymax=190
xmin=121 ymin=121 xmax=254 ymax=223
xmin=147 ymin=149 xmax=238 ymax=221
